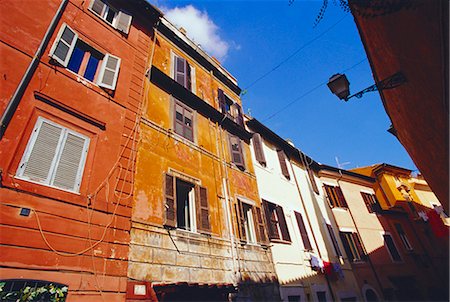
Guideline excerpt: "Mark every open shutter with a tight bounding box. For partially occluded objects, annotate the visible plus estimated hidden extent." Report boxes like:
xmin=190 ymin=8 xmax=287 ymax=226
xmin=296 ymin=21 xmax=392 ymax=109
xmin=218 ymin=89 xmax=227 ymax=113
xmin=307 ymin=168 xmax=319 ymax=194
xmin=235 ymin=201 xmax=247 ymax=242
xmin=52 ymin=132 xmax=89 ymax=191
xmin=89 ymin=0 xmax=106 ymax=16
xmin=164 ymin=174 xmax=176 ymax=228
xmin=20 ymin=120 xmax=63 ymax=182
xmin=262 ymin=200 xmax=278 ymax=240
xmin=229 ymin=135 xmax=245 ymax=169
xmin=186 ymin=61 xmax=192 ymax=91
xmin=252 ymin=133 xmax=266 ymax=166
xmin=49 ymin=23 xmax=78 ymax=67
xmin=116 ymin=11 xmax=132 ymax=34
xmin=327 ymin=224 xmax=342 ymax=257
xmin=231 ymin=103 xmax=244 ymax=126
xmin=97 ymin=54 xmax=121 ymax=90
xmin=276 ymin=206 xmax=291 ymax=242
xmin=295 ymin=211 xmax=312 ymax=250
xmin=324 ymin=185 xmax=336 ymax=208
xmin=336 ymin=186 xmax=348 ymax=208
xmin=254 ymin=206 xmax=268 ymax=245
xmin=277 ymin=150 xmax=290 ymax=179
xmin=195 ymin=185 xmax=210 ymax=233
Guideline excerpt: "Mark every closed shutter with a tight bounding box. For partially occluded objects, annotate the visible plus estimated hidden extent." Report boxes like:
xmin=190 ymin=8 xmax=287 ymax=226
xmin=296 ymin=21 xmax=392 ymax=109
xmin=21 ymin=121 xmax=63 ymax=182
xmin=164 ymin=174 xmax=176 ymax=228
xmin=195 ymin=185 xmax=210 ymax=233
xmin=175 ymin=56 xmax=187 ymax=88
xmin=252 ymin=133 xmax=266 ymax=166
xmin=277 ymin=150 xmax=290 ymax=179
xmin=263 ymin=199 xmax=278 ymax=240
xmin=97 ymin=54 xmax=121 ymax=90
xmin=116 ymin=11 xmax=132 ymax=34
xmin=327 ymin=224 xmax=342 ymax=256
xmin=276 ymin=206 xmax=291 ymax=242
xmin=218 ymin=89 xmax=227 ymax=113
xmin=232 ymin=103 xmax=244 ymax=126
xmin=235 ymin=201 xmax=247 ymax=242
xmin=89 ymin=0 xmax=106 ymax=16
xmin=295 ymin=211 xmax=312 ymax=250
xmin=50 ymin=23 xmax=78 ymax=67
xmin=352 ymin=233 xmax=367 ymax=260
xmin=254 ymin=206 xmax=268 ymax=245
xmin=52 ymin=132 xmax=88 ymax=191
xmin=336 ymin=186 xmax=348 ymax=208
xmin=229 ymin=135 xmax=245 ymax=169
xmin=307 ymin=168 xmax=319 ymax=194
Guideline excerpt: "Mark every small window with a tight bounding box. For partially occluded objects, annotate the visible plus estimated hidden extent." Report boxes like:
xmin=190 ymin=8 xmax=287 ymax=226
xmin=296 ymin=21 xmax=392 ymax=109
xmin=263 ymin=200 xmax=291 ymax=242
xmin=316 ymin=291 xmax=327 ymax=302
xmin=16 ymin=117 xmax=90 ymax=193
xmin=174 ymin=100 xmax=194 ymax=141
xmin=49 ymin=23 xmax=121 ymax=90
xmin=173 ymin=54 xmax=196 ymax=92
xmin=361 ymin=192 xmax=379 ymax=213
xmin=383 ymin=234 xmax=402 ymax=262
xmin=217 ymin=89 xmax=244 ymax=126
xmin=326 ymin=224 xmax=342 ymax=257
xmin=229 ymin=134 xmax=245 ymax=169
xmin=339 ymin=231 xmax=366 ymax=262
xmin=89 ymin=0 xmax=132 ymax=34
xmin=324 ymin=184 xmax=348 ymax=208
xmin=395 ymin=223 xmax=413 ymax=251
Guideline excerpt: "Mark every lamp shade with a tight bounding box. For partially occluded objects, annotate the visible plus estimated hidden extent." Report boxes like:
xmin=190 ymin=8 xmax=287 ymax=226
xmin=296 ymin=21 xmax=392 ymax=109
xmin=327 ymin=73 xmax=350 ymax=100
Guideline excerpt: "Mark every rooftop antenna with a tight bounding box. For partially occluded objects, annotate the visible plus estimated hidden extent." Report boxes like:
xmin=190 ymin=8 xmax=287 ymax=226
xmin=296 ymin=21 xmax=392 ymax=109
xmin=335 ymin=156 xmax=350 ymax=169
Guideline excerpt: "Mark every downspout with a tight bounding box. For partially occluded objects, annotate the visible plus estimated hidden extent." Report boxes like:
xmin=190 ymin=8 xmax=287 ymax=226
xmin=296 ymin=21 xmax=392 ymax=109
xmin=288 ymin=159 xmax=336 ymax=302
xmin=335 ymin=169 xmax=385 ymax=299
xmin=0 ymin=0 xmax=69 ymax=139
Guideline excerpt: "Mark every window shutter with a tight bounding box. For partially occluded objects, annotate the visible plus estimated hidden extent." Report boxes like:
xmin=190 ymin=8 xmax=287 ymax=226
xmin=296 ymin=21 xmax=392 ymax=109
xmin=262 ymin=200 xmax=278 ymax=240
xmin=324 ymin=185 xmax=336 ymax=208
xmin=336 ymin=187 xmax=348 ymax=208
xmin=277 ymin=150 xmax=290 ymax=179
xmin=295 ymin=211 xmax=312 ymax=250
xmin=21 ymin=121 xmax=63 ymax=182
xmin=307 ymin=168 xmax=319 ymax=194
xmin=218 ymin=89 xmax=227 ymax=113
xmin=252 ymin=133 xmax=266 ymax=166
xmin=276 ymin=206 xmax=291 ymax=242
xmin=186 ymin=61 xmax=192 ymax=91
xmin=195 ymin=185 xmax=210 ymax=233
xmin=327 ymin=224 xmax=342 ymax=257
xmin=49 ymin=24 xmax=78 ymax=67
xmin=231 ymin=103 xmax=244 ymax=126
xmin=229 ymin=135 xmax=244 ymax=169
xmin=235 ymin=201 xmax=247 ymax=242
xmin=97 ymin=54 xmax=121 ymax=90
xmin=254 ymin=206 xmax=268 ymax=245
xmin=339 ymin=232 xmax=354 ymax=261
xmin=175 ymin=56 xmax=187 ymax=87
xmin=52 ymin=132 xmax=88 ymax=191
xmin=352 ymin=233 xmax=367 ymax=260
xmin=164 ymin=174 xmax=176 ymax=228
xmin=115 ymin=11 xmax=132 ymax=34
xmin=89 ymin=0 xmax=106 ymax=16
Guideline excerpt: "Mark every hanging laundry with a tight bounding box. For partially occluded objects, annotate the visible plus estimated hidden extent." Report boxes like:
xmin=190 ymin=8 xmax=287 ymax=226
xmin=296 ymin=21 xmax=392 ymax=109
xmin=310 ymin=255 xmax=324 ymax=271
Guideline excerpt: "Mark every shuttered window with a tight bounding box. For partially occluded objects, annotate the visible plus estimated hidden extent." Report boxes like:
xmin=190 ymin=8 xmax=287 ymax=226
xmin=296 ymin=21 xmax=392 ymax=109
xmin=164 ymin=174 xmax=176 ymax=228
xmin=263 ymin=200 xmax=291 ymax=242
xmin=89 ymin=0 xmax=132 ymax=34
xmin=49 ymin=23 xmax=78 ymax=67
xmin=294 ymin=211 xmax=312 ymax=250
xmin=339 ymin=232 xmax=366 ymax=262
xmin=277 ymin=150 xmax=290 ymax=179
xmin=252 ymin=133 xmax=266 ymax=166
xmin=229 ymin=134 xmax=245 ymax=169
xmin=195 ymin=186 xmax=211 ymax=233
xmin=235 ymin=199 xmax=257 ymax=244
xmin=217 ymin=88 xmax=244 ymax=127
xmin=361 ymin=192 xmax=379 ymax=213
xmin=97 ymin=54 xmax=121 ymax=90
xmin=324 ymin=185 xmax=348 ymax=208
xmin=174 ymin=55 xmax=192 ymax=91
xmin=307 ymin=168 xmax=319 ymax=194
xmin=383 ymin=234 xmax=402 ymax=262
xmin=326 ymin=224 xmax=342 ymax=257
xmin=174 ymin=100 xmax=194 ymax=142
xmin=17 ymin=117 xmax=89 ymax=193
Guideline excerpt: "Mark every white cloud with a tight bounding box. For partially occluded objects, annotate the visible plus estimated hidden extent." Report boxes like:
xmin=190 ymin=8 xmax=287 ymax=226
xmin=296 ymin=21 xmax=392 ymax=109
xmin=163 ymin=5 xmax=231 ymax=62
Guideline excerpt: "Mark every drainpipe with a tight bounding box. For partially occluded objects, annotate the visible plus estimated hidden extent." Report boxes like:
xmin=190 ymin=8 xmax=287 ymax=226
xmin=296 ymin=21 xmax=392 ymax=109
xmin=0 ymin=0 xmax=69 ymax=139
xmin=288 ymin=159 xmax=336 ymax=302
xmin=335 ymin=169 xmax=385 ymax=299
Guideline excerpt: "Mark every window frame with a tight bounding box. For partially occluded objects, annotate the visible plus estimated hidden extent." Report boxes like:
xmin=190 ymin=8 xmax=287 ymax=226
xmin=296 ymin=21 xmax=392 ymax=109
xmin=16 ymin=117 xmax=90 ymax=194
xmin=171 ymin=51 xmax=196 ymax=93
xmin=394 ymin=223 xmax=413 ymax=251
xmin=324 ymin=184 xmax=348 ymax=208
xmin=382 ymin=232 xmax=403 ymax=262
xmin=175 ymin=178 xmax=197 ymax=232
xmin=173 ymin=99 xmax=195 ymax=142
xmin=242 ymin=202 xmax=257 ymax=244
xmin=228 ymin=134 xmax=245 ymax=170
xmin=361 ymin=192 xmax=379 ymax=213
xmin=339 ymin=231 xmax=366 ymax=263
xmin=263 ymin=200 xmax=291 ymax=243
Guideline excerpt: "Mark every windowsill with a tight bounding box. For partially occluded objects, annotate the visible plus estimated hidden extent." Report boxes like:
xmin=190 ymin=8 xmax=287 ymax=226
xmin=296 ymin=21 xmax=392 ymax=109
xmin=66 ymin=69 xmax=99 ymax=88
xmin=332 ymin=207 xmax=349 ymax=212
xmin=170 ymin=129 xmax=197 ymax=147
xmin=270 ymin=239 xmax=292 ymax=245
xmin=14 ymin=176 xmax=81 ymax=195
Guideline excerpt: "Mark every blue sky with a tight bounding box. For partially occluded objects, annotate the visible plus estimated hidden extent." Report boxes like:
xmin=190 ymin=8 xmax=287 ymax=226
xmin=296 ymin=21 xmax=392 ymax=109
xmin=152 ymin=0 xmax=417 ymax=171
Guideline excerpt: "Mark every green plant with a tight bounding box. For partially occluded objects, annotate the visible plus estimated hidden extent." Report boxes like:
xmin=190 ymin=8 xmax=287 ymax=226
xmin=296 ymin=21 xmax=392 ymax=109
xmin=0 ymin=282 xmax=68 ymax=302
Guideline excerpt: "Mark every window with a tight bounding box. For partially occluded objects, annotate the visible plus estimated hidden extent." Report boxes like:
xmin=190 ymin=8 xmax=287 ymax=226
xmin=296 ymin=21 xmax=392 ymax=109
xmin=163 ymin=174 xmax=210 ymax=233
xmin=394 ymin=223 xmax=413 ymax=251
xmin=229 ymin=134 xmax=245 ymax=169
xmin=316 ymin=291 xmax=327 ymax=302
xmin=307 ymin=168 xmax=319 ymax=194
xmin=49 ymin=23 xmax=121 ymax=90
xmin=288 ymin=296 xmax=301 ymax=302
xmin=294 ymin=211 xmax=312 ymax=250
xmin=174 ymin=100 xmax=194 ymax=141
xmin=324 ymin=184 xmax=348 ymax=208
xmin=383 ymin=234 xmax=402 ymax=262
xmin=361 ymin=192 xmax=379 ymax=213
xmin=326 ymin=224 xmax=342 ymax=257
xmin=89 ymin=0 xmax=132 ymax=34
xmin=251 ymin=133 xmax=266 ymax=166
xmin=339 ymin=232 xmax=366 ymax=262
xmin=16 ymin=117 xmax=90 ymax=193
xmin=218 ymin=89 xmax=244 ymax=126
xmin=235 ymin=199 xmax=267 ymax=244
xmin=277 ymin=150 xmax=290 ymax=180
xmin=172 ymin=54 xmax=196 ymax=92
xmin=263 ymin=200 xmax=291 ymax=242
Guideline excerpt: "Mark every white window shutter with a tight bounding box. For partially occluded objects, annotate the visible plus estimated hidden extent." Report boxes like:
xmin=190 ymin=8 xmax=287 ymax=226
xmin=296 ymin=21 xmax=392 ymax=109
xmin=89 ymin=0 xmax=107 ymax=17
xmin=116 ymin=11 xmax=132 ymax=34
xmin=191 ymin=66 xmax=196 ymax=94
xmin=20 ymin=120 xmax=63 ymax=183
xmin=49 ymin=23 xmax=78 ymax=67
xmin=97 ymin=54 xmax=121 ymax=90
xmin=52 ymin=132 xmax=89 ymax=191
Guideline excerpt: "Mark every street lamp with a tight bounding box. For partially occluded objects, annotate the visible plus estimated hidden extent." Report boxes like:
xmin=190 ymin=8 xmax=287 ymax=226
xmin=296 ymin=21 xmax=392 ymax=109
xmin=327 ymin=72 xmax=406 ymax=102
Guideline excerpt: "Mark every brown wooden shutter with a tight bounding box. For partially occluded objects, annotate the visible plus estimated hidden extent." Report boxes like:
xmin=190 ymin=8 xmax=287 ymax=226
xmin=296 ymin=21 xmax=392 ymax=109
xmin=352 ymin=233 xmax=367 ymax=260
xmin=252 ymin=133 xmax=266 ymax=166
xmin=294 ymin=211 xmax=312 ymax=250
xmin=339 ymin=232 xmax=353 ymax=261
xmin=175 ymin=56 xmax=187 ymax=88
xmin=276 ymin=206 xmax=291 ymax=242
xmin=324 ymin=185 xmax=336 ymax=208
xmin=336 ymin=186 xmax=348 ymax=208
xmin=262 ymin=200 xmax=278 ymax=240
xmin=277 ymin=150 xmax=290 ymax=179
xmin=229 ymin=135 xmax=245 ymax=169
xmin=195 ymin=185 xmax=210 ymax=233
xmin=327 ymin=224 xmax=342 ymax=256
xmin=254 ymin=206 xmax=268 ymax=245
xmin=234 ymin=103 xmax=244 ymax=127
xmin=218 ymin=89 xmax=227 ymax=113
xmin=186 ymin=61 xmax=192 ymax=91
xmin=164 ymin=174 xmax=176 ymax=228
xmin=307 ymin=168 xmax=319 ymax=194
xmin=235 ymin=200 xmax=247 ymax=242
